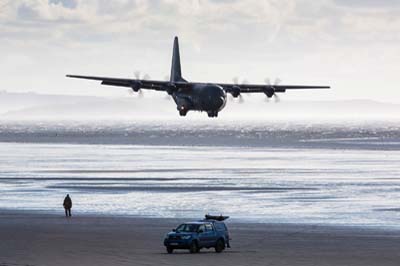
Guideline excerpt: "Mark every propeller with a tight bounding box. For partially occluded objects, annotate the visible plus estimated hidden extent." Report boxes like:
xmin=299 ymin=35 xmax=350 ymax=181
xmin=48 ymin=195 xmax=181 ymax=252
xmin=231 ymin=77 xmax=247 ymax=103
xmin=134 ymin=71 xmax=141 ymax=80
xmin=264 ymin=77 xmax=281 ymax=103
xmin=137 ymin=88 xmax=144 ymax=98
xmin=128 ymin=70 xmax=151 ymax=97
xmin=134 ymin=71 xmax=151 ymax=81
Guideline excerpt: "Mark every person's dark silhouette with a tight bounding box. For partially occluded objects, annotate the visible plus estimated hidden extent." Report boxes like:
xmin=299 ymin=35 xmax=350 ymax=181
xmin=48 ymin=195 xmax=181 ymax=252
xmin=63 ymin=194 xmax=72 ymax=217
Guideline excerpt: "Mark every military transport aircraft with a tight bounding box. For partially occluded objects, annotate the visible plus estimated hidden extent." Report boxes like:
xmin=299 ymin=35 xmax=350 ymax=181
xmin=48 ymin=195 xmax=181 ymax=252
xmin=67 ymin=37 xmax=330 ymax=118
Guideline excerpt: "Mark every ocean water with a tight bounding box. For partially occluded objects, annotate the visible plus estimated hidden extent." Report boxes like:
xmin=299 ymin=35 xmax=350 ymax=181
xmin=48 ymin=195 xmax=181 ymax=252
xmin=0 ymin=121 xmax=399 ymax=228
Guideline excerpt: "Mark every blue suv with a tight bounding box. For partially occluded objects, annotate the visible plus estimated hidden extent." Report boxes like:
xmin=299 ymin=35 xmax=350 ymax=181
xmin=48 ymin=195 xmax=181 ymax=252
xmin=164 ymin=217 xmax=230 ymax=254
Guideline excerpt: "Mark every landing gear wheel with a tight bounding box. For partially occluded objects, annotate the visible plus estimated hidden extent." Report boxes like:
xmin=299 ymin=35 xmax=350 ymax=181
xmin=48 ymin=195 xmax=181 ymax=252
xmin=166 ymin=246 xmax=174 ymax=254
xmin=179 ymin=110 xmax=187 ymax=116
xmin=189 ymin=241 xmax=198 ymax=253
xmin=215 ymin=239 xmax=225 ymax=253
xmin=207 ymin=111 xmax=218 ymax=118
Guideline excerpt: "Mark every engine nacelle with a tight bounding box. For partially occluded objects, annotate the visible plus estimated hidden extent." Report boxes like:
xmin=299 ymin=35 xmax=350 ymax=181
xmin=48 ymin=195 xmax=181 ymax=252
xmin=230 ymin=86 xmax=241 ymax=98
xmin=131 ymin=81 xmax=142 ymax=92
xmin=264 ymin=88 xmax=275 ymax=98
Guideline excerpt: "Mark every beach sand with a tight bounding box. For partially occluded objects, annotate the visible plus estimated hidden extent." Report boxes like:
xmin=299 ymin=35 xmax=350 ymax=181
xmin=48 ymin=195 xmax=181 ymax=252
xmin=0 ymin=211 xmax=399 ymax=266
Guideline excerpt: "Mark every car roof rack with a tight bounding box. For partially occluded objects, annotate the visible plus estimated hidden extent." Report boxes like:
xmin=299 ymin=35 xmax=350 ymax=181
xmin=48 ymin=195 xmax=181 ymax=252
xmin=204 ymin=214 xmax=229 ymax=221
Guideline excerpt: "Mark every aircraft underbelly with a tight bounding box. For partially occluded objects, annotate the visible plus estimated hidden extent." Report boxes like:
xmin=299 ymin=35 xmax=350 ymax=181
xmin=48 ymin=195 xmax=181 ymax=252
xmin=173 ymin=87 xmax=226 ymax=113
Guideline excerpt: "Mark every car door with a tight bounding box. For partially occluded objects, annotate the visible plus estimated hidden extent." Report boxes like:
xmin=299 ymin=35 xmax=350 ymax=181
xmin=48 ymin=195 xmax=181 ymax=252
xmin=204 ymin=223 xmax=217 ymax=247
xmin=197 ymin=224 xmax=207 ymax=247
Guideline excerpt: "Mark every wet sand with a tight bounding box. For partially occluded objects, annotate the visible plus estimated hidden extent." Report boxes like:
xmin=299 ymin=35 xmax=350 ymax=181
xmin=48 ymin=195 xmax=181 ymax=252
xmin=0 ymin=211 xmax=399 ymax=266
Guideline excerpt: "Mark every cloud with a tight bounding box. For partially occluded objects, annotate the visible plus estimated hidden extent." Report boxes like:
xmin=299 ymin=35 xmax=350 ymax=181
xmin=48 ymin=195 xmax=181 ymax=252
xmin=334 ymin=0 xmax=400 ymax=9
xmin=1 ymin=0 xmax=398 ymax=46
xmin=1 ymin=0 xmax=398 ymax=57
xmin=49 ymin=0 xmax=78 ymax=9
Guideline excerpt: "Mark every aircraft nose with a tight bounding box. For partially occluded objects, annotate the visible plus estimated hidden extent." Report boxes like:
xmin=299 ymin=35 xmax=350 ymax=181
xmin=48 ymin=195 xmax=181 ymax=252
xmin=216 ymin=96 xmax=225 ymax=108
xmin=219 ymin=96 xmax=225 ymax=106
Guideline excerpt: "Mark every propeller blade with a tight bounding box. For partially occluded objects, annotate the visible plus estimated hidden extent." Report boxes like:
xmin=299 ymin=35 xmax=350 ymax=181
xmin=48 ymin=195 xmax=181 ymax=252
xmin=274 ymin=94 xmax=280 ymax=103
xmin=134 ymin=71 xmax=141 ymax=79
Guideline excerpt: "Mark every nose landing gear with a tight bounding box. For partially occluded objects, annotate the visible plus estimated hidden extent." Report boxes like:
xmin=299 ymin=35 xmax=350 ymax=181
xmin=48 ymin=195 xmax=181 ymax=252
xmin=178 ymin=106 xmax=188 ymax=116
xmin=207 ymin=111 xmax=218 ymax=118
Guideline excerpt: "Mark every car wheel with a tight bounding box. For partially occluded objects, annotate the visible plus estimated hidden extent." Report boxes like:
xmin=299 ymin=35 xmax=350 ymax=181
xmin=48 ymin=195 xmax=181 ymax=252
xmin=166 ymin=246 xmax=174 ymax=254
xmin=189 ymin=241 xmax=198 ymax=253
xmin=215 ymin=239 xmax=225 ymax=253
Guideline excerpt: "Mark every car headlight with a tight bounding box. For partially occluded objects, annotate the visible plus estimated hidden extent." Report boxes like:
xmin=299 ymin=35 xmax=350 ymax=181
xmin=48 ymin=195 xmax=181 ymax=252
xmin=181 ymin=235 xmax=192 ymax=240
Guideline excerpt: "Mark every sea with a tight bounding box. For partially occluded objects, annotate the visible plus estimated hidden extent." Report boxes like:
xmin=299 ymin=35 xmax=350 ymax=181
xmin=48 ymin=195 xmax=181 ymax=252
xmin=0 ymin=120 xmax=399 ymax=228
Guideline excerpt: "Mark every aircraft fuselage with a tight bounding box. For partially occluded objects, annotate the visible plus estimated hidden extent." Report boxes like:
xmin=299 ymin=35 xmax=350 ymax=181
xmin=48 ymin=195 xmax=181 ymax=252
xmin=173 ymin=84 xmax=227 ymax=117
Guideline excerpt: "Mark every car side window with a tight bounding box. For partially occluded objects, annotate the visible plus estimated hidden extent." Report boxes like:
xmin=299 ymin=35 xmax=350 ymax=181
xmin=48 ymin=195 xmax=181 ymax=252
xmin=215 ymin=222 xmax=227 ymax=231
xmin=198 ymin=225 xmax=205 ymax=233
xmin=205 ymin=223 xmax=213 ymax=232
xmin=215 ymin=223 xmax=222 ymax=231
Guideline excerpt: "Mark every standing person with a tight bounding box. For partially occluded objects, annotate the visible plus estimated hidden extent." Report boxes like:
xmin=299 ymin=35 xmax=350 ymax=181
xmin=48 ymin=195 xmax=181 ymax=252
xmin=63 ymin=194 xmax=72 ymax=217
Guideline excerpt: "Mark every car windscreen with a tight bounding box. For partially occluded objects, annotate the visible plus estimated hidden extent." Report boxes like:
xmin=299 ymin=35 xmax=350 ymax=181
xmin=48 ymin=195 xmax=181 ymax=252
xmin=176 ymin=224 xmax=199 ymax=232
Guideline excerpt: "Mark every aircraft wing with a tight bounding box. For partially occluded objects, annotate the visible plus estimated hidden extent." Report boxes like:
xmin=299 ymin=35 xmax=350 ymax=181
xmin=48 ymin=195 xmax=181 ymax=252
xmin=66 ymin=75 xmax=171 ymax=91
xmin=218 ymin=83 xmax=330 ymax=94
xmin=66 ymin=75 xmax=330 ymax=94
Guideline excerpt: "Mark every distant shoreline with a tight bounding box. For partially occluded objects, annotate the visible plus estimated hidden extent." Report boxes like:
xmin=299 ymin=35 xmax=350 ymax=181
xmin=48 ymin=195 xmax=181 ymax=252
xmin=0 ymin=120 xmax=400 ymax=150
xmin=1 ymin=209 xmax=399 ymax=232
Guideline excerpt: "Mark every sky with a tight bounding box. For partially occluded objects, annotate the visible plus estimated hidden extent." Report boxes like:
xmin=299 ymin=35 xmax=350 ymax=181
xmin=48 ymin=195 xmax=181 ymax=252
xmin=0 ymin=0 xmax=399 ymax=103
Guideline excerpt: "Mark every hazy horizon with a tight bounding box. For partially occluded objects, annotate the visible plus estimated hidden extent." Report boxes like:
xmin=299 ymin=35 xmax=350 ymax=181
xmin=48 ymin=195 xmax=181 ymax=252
xmin=0 ymin=90 xmax=400 ymax=121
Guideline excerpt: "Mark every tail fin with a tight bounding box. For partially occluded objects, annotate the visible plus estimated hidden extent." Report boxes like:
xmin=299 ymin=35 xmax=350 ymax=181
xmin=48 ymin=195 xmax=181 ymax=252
xmin=170 ymin=36 xmax=186 ymax=83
